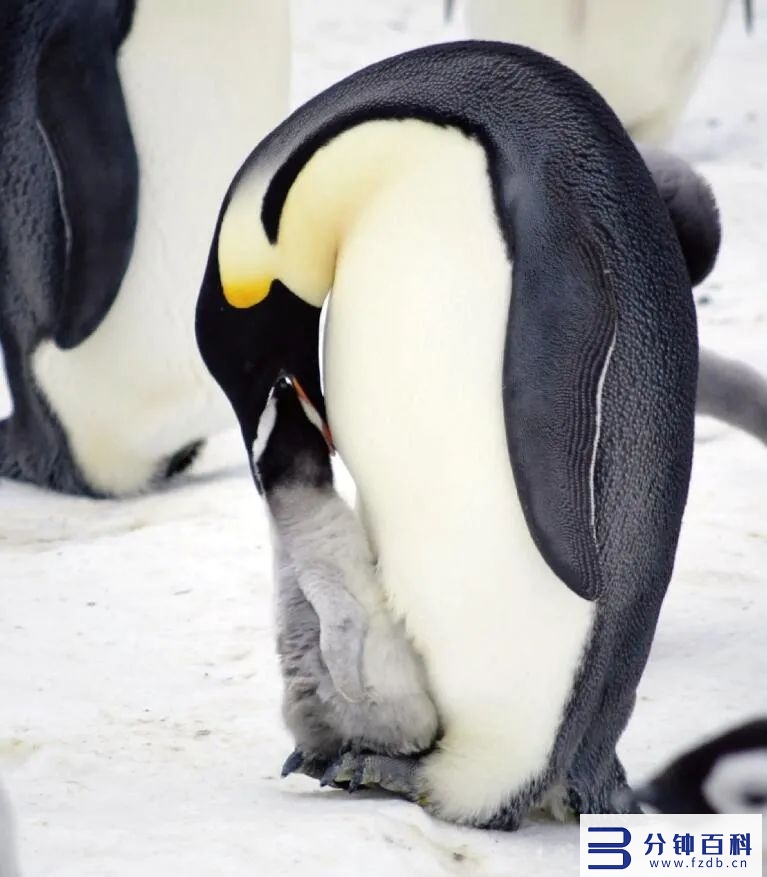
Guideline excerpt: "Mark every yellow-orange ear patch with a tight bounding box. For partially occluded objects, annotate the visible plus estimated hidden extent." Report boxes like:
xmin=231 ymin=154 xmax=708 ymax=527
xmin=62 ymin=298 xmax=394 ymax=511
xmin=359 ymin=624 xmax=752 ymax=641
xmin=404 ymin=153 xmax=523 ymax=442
xmin=221 ymin=275 xmax=273 ymax=309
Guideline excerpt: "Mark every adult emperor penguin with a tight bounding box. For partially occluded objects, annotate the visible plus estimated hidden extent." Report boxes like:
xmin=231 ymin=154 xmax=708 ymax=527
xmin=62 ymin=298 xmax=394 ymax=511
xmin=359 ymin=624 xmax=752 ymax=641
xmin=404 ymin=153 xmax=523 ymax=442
xmin=196 ymin=42 xmax=698 ymax=827
xmin=0 ymin=0 xmax=288 ymax=495
xmin=453 ymin=0 xmax=750 ymax=144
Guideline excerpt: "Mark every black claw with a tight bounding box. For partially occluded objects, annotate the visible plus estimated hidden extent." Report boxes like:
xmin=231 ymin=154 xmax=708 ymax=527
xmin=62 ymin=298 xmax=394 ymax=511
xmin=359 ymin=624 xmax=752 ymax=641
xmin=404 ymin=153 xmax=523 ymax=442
xmin=281 ymin=749 xmax=305 ymax=778
xmin=348 ymin=761 xmax=366 ymax=793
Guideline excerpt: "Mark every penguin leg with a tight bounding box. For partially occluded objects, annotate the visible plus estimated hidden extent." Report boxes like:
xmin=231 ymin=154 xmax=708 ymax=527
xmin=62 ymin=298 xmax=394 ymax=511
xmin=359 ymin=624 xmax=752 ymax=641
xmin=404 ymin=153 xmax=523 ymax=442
xmin=567 ymin=756 xmax=638 ymax=816
xmin=320 ymin=752 xmax=421 ymax=799
xmin=564 ymin=687 xmax=641 ymax=817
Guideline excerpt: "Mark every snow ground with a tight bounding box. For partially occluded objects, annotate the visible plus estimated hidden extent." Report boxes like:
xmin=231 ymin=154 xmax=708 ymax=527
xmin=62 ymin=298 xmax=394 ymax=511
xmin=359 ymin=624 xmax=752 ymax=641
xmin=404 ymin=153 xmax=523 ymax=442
xmin=1 ymin=1 xmax=766 ymax=875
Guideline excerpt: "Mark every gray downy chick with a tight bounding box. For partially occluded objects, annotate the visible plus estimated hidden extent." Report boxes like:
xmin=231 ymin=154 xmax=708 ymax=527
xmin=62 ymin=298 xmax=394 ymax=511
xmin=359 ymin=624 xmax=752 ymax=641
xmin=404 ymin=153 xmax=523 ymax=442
xmin=251 ymin=373 xmax=440 ymax=782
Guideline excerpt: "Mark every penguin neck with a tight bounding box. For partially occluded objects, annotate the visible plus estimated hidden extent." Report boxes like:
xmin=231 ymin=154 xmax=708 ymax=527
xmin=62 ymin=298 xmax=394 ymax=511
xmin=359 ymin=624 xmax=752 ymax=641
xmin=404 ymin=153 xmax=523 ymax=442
xmin=275 ymin=120 xmax=481 ymax=307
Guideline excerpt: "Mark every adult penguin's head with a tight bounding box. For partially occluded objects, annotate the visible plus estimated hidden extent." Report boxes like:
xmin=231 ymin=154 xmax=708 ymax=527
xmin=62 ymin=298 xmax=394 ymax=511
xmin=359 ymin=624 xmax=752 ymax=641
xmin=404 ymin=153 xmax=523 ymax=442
xmin=195 ymin=115 xmax=405 ymax=458
xmin=195 ymin=151 xmax=335 ymax=458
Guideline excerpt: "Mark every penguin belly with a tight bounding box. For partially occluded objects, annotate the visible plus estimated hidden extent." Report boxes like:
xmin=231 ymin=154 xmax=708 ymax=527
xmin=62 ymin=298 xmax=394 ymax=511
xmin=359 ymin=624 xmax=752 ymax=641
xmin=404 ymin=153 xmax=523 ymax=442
xmin=32 ymin=0 xmax=289 ymax=495
xmin=466 ymin=0 xmax=727 ymax=144
xmin=324 ymin=129 xmax=595 ymax=825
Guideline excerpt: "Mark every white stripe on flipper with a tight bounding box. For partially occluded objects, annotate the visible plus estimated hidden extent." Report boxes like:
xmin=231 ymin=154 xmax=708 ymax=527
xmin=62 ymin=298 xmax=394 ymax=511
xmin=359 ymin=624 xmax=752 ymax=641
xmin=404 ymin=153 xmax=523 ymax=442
xmin=0 ymin=346 xmax=12 ymax=419
xmin=36 ymin=120 xmax=72 ymax=262
xmin=589 ymin=328 xmax=617 ymax=541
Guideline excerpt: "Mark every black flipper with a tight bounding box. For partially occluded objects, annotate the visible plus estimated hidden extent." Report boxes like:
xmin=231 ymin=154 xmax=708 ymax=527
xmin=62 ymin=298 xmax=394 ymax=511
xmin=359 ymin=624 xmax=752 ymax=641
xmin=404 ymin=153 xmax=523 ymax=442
xmin=36 ymin=16 xmax=139 ymax=349
xmin=504 ymin=227 xmax=615 ymax=602
xmin=640 ymin=146 xmax=721 ymax=287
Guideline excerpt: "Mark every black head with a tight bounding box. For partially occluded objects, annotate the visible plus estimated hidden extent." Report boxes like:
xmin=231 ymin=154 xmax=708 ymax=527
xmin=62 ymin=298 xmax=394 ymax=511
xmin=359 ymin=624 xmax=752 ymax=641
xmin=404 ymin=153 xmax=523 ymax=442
xmin=195 ymin=221 xmax=326 ymax=459
xmin=635 ymin=719 xmax=767 ymax=815
xmin=251 ymin=372 xmax=334 ymax=495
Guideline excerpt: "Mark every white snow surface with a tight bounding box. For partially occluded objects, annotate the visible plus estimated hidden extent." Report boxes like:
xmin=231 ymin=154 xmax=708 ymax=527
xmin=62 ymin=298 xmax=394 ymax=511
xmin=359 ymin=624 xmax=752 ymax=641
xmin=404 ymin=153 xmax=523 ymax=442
xmin=1 ymin=1 xmax=766 ymax=875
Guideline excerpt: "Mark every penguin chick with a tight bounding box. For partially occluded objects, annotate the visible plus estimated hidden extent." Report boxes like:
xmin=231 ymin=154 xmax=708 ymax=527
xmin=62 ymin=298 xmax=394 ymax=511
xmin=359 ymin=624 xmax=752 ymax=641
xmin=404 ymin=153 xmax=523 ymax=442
xmin=252 ymin=374 xmax=440 ymax=779
xmin=634 ymin=719 xmax=767 ymax=817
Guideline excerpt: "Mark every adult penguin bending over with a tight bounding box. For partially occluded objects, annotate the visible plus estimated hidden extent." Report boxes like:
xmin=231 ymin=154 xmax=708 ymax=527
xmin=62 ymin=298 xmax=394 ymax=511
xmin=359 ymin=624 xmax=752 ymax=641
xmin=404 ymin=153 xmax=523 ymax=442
xmin=0 ymin=0 xmax=288 ymax=495
xmin=197 ymin=42 xmax=698 ymax=827
xmin=0 ymin=0 xmax=138 ymax=495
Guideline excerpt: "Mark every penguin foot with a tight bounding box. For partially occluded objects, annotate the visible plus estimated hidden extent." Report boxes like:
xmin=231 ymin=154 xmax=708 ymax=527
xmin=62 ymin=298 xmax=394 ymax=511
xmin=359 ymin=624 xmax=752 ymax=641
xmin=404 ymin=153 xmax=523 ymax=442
xmin=280 ymin=749 xmax=328 ymax=780
xmin=567 ymin=777 xmax=640 ymax=816
xmin=320 ymin=752 xmax=420 ymax=799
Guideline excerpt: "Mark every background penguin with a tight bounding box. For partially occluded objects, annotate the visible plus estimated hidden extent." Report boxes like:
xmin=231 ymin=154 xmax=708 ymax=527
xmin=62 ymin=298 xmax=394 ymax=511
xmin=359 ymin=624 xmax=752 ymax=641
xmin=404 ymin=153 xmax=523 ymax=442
xmin=634 ymin=719 xmax=767 ymax=817
xmin=196 ymin=42 xmax=699 ymax=827
xmin=0 ymin=0 xmax=288 ymax=496
xmin=639 ymin=146 xmax=767 ymax=448
xmin=450 ymin=0 xmax=751 ymax=144
xmin=639 ymin=146 xmax=722 ymax=288
xmin=253 ymin=373 xmax=438 ymax=784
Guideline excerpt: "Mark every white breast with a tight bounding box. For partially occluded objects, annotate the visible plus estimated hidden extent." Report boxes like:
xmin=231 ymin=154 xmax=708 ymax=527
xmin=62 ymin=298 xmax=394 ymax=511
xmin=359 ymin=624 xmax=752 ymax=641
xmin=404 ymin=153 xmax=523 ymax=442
xmin=34 ymin=0 xmax=289 ymax=494
xmin=465 ymin=0 xmax=728 ymax=143
xmin=324 ymin=124 xmax=595 ymax=822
